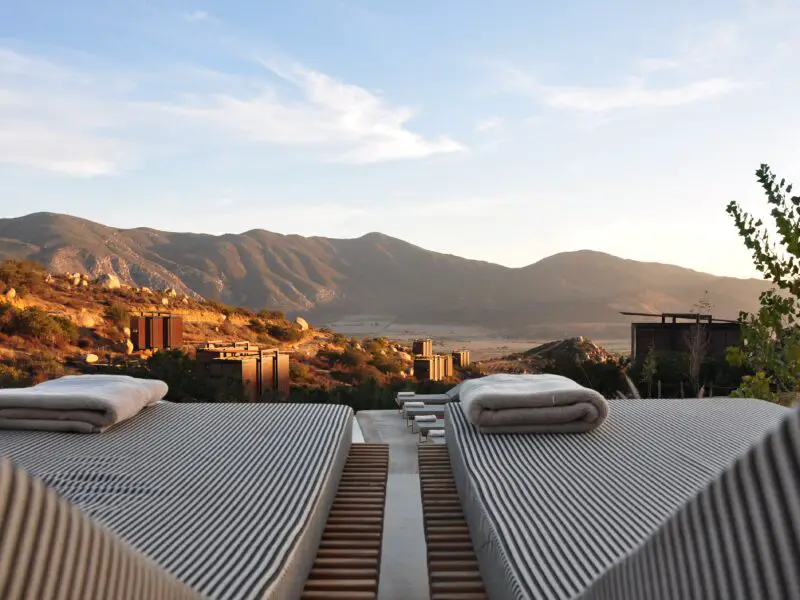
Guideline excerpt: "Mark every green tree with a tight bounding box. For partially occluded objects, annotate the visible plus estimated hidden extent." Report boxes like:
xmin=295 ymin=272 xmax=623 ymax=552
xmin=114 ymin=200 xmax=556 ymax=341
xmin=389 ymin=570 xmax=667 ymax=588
xmin=640 ymin=345 xmax=658 ymax=398
xmin=726 ymin=164 xmax=800 ymax=403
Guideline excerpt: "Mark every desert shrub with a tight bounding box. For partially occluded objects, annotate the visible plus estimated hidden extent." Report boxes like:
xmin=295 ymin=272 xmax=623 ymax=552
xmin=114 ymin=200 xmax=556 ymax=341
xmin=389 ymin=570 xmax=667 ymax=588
xmin=204 ymin=300 xmax=236 ymax=317
xmin=353 ymin=364 xmax=386 ymax=385
xmin=267 ymin=323 xmax=304 ymax=343
xmin=0 ymin=260 xmax=48 ymax=296
xmin=329 ymin=369 xmax=352 ymax=384
xmin=0 ymin=364 xmax=31 ymax=387
xmin=104 ymin=303 xmax=130 ymax=327
xmin=288 ymin=379 xmax=397 ymax=412
xmin=256 ymin=333 xmax=277 ymax=346
xmin=337 ymin=347 xmax=368 ymax=368
xmin=248 ymin=317 xmax=268 ymax=334
xmin=370 ymin=353 xmax=404 ymax=375
xmin=257 ymin=309 xmax=285 ymax=320
xmin=11 ymin=352 xmax=66 ymax=384
xmin=316 ymin=348 xmax=343 ymax=364
xmin=289 ymin=360 xmax=313 ymax=382
xmin=1 ymin=307 xmax=78 ymax=345
xmin=0 ymin=304 xmax=14 ymax=330
xmin=330 ymin=333 xmax=348 ymax=346
xmin=363 ymin=338 xmax=389 ymax=354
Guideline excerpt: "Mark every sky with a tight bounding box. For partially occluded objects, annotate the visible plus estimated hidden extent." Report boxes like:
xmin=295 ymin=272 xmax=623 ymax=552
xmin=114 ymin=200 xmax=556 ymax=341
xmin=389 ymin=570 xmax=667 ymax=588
xmin=1 ymin=0 xmax=798 ymax=279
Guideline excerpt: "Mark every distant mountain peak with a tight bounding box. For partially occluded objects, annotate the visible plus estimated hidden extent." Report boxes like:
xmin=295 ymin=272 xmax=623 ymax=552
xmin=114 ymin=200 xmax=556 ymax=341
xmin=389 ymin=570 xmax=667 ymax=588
xmin=0 ymin=212 xmax=767 ymax=336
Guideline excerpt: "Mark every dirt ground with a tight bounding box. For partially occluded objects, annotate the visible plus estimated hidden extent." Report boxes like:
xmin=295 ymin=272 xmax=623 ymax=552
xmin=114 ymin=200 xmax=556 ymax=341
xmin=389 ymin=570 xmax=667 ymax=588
xmin=325 ymin=315 xmax=629 ymax=360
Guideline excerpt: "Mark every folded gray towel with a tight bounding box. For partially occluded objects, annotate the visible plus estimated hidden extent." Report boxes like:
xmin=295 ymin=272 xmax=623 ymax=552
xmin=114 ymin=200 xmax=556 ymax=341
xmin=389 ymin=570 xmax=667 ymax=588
xmin=0 ymin=375 xmax=168 ymax=433
xmin=459 ymin=374 xmax=609 ymax=434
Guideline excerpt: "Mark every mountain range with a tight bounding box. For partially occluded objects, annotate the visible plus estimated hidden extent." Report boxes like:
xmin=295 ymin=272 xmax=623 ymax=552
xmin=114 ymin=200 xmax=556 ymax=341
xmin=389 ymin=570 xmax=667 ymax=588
xmin=0 ymin=212 xmax=768 ymax=337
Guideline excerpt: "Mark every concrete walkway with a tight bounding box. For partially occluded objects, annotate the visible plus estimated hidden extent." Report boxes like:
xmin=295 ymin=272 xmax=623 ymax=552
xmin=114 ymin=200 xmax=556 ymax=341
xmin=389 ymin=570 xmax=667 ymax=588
xmin=357 ymin=410 xmax=430 ymax=600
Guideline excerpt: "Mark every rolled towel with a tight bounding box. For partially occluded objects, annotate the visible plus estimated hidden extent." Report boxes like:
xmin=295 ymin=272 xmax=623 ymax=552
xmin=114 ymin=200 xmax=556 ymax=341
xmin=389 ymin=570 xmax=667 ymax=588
xmin=428 ymin=429 xmax=445 ymax=438
xmin=415 ymin=415 xmax=437 ymax=423
xmin=445 ymin=382 xmax=463 ymax=400
xmin=404 ymin=401 xmax=425 ymax=408
xmin=0 ymin=374 xmax=168 ymax=434
xmin=459 ymin=373 xmax=609 ymax=434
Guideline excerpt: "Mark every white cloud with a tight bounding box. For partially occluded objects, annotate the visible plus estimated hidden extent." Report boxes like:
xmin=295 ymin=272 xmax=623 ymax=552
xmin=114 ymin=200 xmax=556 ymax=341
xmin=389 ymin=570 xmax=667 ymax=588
xmin=0 ymin=49 xmax=127 ymax=176
xmin=474 ymin=116 xmax=504 ymax=133
xmin=150 ymin=61 xmax=465 ymax=163
xmin=540 ymin=77 xmax=744 ymax=112
xmin=0 ymin=45 xmax=464 ymax=177
xmin=496 ymin=21 xmax=747 ymax=115
xmin=185 ymin=10 xmax=209 ymax=22
xmin=636 ymin=58 xmax=681 ymax=73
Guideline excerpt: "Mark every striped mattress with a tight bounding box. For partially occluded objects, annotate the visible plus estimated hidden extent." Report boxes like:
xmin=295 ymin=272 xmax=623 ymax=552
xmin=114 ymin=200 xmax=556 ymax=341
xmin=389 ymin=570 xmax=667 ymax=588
xmin=445 ymin=398 xmax=790 ymax=600
xmin=0 ymin=402 xmax=353 ymax=600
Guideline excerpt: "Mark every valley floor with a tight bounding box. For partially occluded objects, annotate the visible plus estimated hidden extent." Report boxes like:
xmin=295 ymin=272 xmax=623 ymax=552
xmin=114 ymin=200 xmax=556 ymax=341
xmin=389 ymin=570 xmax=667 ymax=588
xmin=325 ymin=315 xmax=629 ymax=360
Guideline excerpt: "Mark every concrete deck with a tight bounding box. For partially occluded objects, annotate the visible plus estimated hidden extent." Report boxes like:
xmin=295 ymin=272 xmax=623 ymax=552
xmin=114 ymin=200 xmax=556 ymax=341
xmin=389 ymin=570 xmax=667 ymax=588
xmin=357 ymin=410 xmax=430 ymax=600
xmin=352 ymin=416 xmax=365 ymax=443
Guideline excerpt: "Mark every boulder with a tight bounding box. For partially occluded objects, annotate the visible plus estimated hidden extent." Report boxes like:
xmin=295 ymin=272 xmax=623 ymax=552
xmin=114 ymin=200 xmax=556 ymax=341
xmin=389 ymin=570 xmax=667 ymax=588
xmin=295 ymin=316 xmax=310 ymax=331
xmin=80 ymin=279 xmax=89 ymax=287
xmin=84 ymin=353 xmax=99 ymax=364
xmin=161 ymin=297 xmax=169 ymax=306
xmin=164 ymin=288 xmax=178 ymax=297
xmin=97 ymin=273 xmax=121 ymax=290
xmin=181 ymin=297 xmax=189 ymax=304
xmin=5 ymin=288 xmax=15 ymax=300
xmin=71 ymin=275 xmax=82 ymax=287
xmin=78 ymin=310 xmax=95 ymax=328
xmin=140 ymin=287 xmax=153 ymax=294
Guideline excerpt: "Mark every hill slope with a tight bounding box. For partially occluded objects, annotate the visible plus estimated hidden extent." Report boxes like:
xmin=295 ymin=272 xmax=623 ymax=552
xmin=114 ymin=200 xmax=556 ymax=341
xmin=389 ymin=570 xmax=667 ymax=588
xmin=0 ymin=212 xmax=769 ymax=336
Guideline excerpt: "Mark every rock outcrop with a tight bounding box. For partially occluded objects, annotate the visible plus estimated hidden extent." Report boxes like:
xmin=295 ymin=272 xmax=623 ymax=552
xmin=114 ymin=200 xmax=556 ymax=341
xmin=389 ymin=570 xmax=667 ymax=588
xmin=97 ymin=273 xmax=122 ymax=289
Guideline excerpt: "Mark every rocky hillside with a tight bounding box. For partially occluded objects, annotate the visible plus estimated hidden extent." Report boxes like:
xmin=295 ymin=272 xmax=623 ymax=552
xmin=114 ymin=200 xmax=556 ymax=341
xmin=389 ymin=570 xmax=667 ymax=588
xmin=0 ymin=212 xmax=770 ymax=337
xmin=0 ymin=259 xmax=437 ymax=393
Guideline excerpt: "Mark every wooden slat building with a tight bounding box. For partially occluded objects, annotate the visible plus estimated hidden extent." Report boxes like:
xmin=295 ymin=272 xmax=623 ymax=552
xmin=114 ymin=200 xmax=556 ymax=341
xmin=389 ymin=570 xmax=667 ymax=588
xmin=621 ymin=312 xmax=742 ymax=363
xmin=412 ymin=338 xmax=433 ymax=357
xmin=451 ymin=350 xmax=470 ymax=368
xmin=196 ymin=342 xmax=291 ymax=401
xmin=414 ymin=354 xmax=454 ymax=382
xmin=130 ymin=312 xmax=183 ymax=351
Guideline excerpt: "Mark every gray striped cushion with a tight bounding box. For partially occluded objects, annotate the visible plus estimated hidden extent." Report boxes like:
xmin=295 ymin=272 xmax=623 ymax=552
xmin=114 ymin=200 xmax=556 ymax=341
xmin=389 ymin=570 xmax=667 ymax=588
xmin=0 ymin=458 xmax=200 ymax=600
xmin=446 ymin=398 xmax=790 ymax=600
xmin=580 ymin=403 xmax=800 ymax=600
xmin=0 ymin=402 xmax=353 ymax=599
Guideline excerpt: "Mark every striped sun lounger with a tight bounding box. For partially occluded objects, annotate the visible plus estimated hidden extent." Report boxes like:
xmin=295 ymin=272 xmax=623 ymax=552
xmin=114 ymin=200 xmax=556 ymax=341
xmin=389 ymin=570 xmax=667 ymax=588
xmin=0 ymin=402 xmax=353 ymax=600
xmin=446 ymin=398 xmax=795 ymax=600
